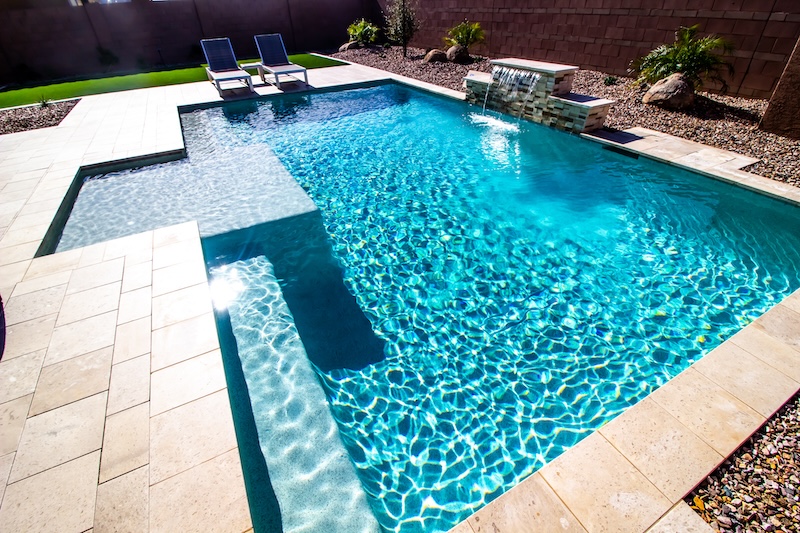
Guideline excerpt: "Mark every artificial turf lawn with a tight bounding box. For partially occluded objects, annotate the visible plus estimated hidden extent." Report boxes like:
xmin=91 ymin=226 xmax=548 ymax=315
xmin=0 ymin=54 xmax=346 ymax=108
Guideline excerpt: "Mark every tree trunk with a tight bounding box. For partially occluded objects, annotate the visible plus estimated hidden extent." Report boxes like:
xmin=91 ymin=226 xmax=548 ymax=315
xmin=759 ymin=36 xmax=800 ymax=140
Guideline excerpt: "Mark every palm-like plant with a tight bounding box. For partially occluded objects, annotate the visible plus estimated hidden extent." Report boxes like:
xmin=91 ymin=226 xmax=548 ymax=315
xmin=631 ymin=25 xmax=734 ymax=92
xmin=444 ymin=21 xmax=485 ymax=50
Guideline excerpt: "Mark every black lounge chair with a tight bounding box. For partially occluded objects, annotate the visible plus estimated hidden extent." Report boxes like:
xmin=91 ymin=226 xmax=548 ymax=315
xmin=253 ymin=33 xmax=308 ymax=88
xmin=200 ymin=38 xmax=254 ymax=95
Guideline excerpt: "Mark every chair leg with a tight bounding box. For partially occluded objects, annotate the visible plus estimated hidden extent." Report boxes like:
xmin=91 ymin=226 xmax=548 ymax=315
xmin=303 ymin=70 xmax=308 ymax=85
xmin=275 ymin=73 xmax=281 ymax=89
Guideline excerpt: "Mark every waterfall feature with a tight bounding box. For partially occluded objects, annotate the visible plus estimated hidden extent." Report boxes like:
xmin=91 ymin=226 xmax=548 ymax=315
xmin=464 ymin=58 xmax=614 ymax=133
xmin=491 ymin=66 xmax=542 ymax=117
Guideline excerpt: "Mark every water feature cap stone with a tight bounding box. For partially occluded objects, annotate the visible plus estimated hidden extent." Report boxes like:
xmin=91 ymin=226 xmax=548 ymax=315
xmin=463 ymin=70 xmax=492 ymax=84
xmin=490 ymin=58 xmax=579 ymax=75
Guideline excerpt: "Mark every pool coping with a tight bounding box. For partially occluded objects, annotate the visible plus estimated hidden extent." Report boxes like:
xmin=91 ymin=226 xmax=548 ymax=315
xmin=0 ymin=62 xmax=798 ymax=533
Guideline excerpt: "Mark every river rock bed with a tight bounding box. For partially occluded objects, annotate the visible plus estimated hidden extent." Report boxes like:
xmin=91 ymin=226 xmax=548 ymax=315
xmin=333 ymin=46 xmax=799 ymax=186
xmin=0 ymin=100 xmax=79 ymax=135
xmin=688 ymin=393 xmax=799 ymax=533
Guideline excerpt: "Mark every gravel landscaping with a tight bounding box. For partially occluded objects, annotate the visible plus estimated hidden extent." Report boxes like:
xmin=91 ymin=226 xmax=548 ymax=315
xmin=0 ymin=99 xmax=78 ymax=135
xmin=688 ymin=393 xmax=799 ymax=533
xmin=334 ymin=46 xmax=800 ymax=186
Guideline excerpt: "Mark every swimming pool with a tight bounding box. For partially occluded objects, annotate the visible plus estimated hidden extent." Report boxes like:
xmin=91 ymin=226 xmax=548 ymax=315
xmin=57 ymin=84 xmax=800 ymax=532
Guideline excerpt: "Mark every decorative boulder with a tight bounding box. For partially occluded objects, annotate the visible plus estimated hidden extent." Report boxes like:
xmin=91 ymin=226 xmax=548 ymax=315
xmin=446 ymin=45 xmax=470 ymax=63
xmin=339 ymin=41 xmax=360 ymax=52
xmin=642 ymin=73 xmax=695 ymax=110
xmin=424 ymin=49 xmax=448 ymax=63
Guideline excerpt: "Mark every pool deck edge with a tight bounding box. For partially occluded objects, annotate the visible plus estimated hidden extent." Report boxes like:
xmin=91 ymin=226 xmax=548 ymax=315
xmin=1 ymin=64 xmax=800 ymax=533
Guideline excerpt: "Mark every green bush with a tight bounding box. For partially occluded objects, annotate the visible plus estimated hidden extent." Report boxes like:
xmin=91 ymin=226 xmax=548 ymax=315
xmin=347 ymin=19 xmax=379 ymax=46
xmin=630 ymin=25 xmax=734 ymax=92
xmin=444 ymin=21 xmax=485 ymax=49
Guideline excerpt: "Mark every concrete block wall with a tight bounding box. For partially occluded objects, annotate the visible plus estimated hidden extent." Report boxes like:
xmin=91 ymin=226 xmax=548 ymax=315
xmin=408 ymin=0 xmax=800 ymax=99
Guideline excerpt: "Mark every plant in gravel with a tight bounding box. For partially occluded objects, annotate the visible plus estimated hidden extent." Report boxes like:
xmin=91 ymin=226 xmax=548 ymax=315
xmin=384 ymin=0 xmax=420 ymax=58
xmin=347 ymin=19 xmax=380 ymax=47
xmin=603 ymin=75 xmax=618 ymax=86
xmin=444 ymin=21 xmax=485 ymax=53
xmin=38 ymin=96 xmax=51 ymax=108
xmin=630 ymin=24 xmax=734 ymax=92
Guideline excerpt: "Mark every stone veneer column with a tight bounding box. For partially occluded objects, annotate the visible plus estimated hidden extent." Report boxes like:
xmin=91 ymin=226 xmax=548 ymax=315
xmin=759 ymin=36 xmax=800 ymax=140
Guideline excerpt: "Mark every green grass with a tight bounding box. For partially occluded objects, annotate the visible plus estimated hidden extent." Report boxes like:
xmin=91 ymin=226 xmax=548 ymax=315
xmin=0 ymin=54 xmax=346 ymax=109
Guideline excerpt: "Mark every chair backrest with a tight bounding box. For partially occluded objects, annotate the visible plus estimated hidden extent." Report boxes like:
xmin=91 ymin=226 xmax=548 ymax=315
xmin=201 ymin=38 xmax=240 ymax=72
xmin=254 ymin=34 xmax=290 ymax=67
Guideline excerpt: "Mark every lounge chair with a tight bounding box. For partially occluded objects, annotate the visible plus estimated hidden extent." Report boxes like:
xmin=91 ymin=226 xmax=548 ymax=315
xmin=200 ymin=38 xmax=254 ymax=95
xmin=253 ymin=33 xmax=308 ymax=88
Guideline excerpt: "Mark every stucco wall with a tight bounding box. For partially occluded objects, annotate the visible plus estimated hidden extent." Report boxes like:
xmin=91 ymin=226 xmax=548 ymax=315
xmin=0 ymin=0 xmax=377 ymax=85
xmin=407 ymin=0 xmax=800 ymax=98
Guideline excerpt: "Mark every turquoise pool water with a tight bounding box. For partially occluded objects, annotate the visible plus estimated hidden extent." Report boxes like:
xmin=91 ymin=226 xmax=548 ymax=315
xmin=58 ymin=84 xmax=800 ymax=532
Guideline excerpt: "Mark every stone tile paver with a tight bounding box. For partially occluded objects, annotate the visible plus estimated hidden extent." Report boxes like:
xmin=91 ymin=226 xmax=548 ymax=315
xmin=467 ymin=472 xmax=586 ymax=532
xmin=3 ymin=285 xmax=66 ymax=326
xmin=151 ymin=312 xmax=219 ymax=371
xmin=152 ymin=239 xmax=204 ymax=270
xmin=22 ymin=248 xmax=81 ymax=281
xmin=540 ymin=432 xmax=671 ymax=533
xmin=599 ymin=397 xmax=723 ymax=502
xmin=649 ymin=368 xmax=765 ymax=456
xmin=56 ymin=281 xmax=121 ymax=326
xmin=753 ymin=303 xmax=800 ymax=350
xmin=149 ymin=448 xmax=251 ymax=533
xmin=150 ymin=349 xmax=227 ymax=416
xmin=149 ymin=389 xmax=237 ymax=484
xmin=10 ymin=270 xmax=71 ymax=298
xmin=67 ymin=257 xmax=124 ymax=295
xmin=29 ymin=346 xmax=112 ymax=416
xmin=9 ymin=392 xmax=106 ymax=483
xmin=100 ymin=402 xmax=149 ymax=483
xmin=0 ymin=350 xmax=46 ymax=404
xmin=107 ymin=354 xmax=149 ymax=415
xmin=151 ymin=283 xmax=213 ymax=330
xmin=0 ymin=395 xmax=32 ymax=456
xmin=729 ymin=325 xmax=800 ymax=382
xmin=45 ymin=310 xmax=118 ymax=366
xmin=118 ymin=285 xmax=152 ymax=325
xmin=645 ymin=502 xmax=715 ymax=532
xmin=95 ymin=466 xmax=149 ymax=533
xmin=692 ymin=341 xmax=799 ymax=418
xmin=122 ymin=261 xmax=152 ymax=293
xmin=0 ymin=453 xmax=13 ymax=504
xmin=151 ymin=260 xmax=207 ymax=297
xmin=0 ymin=450 xmax=100 ymax=533
xmin=1 ymin=314 xmax=56 ymax=360
xmin=113 ymin=316 xmax=151 ymax=364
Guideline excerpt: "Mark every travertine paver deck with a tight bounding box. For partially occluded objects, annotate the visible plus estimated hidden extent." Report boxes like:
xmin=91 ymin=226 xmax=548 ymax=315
xmin=1 ymin=59 xmax=799 ymax=532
